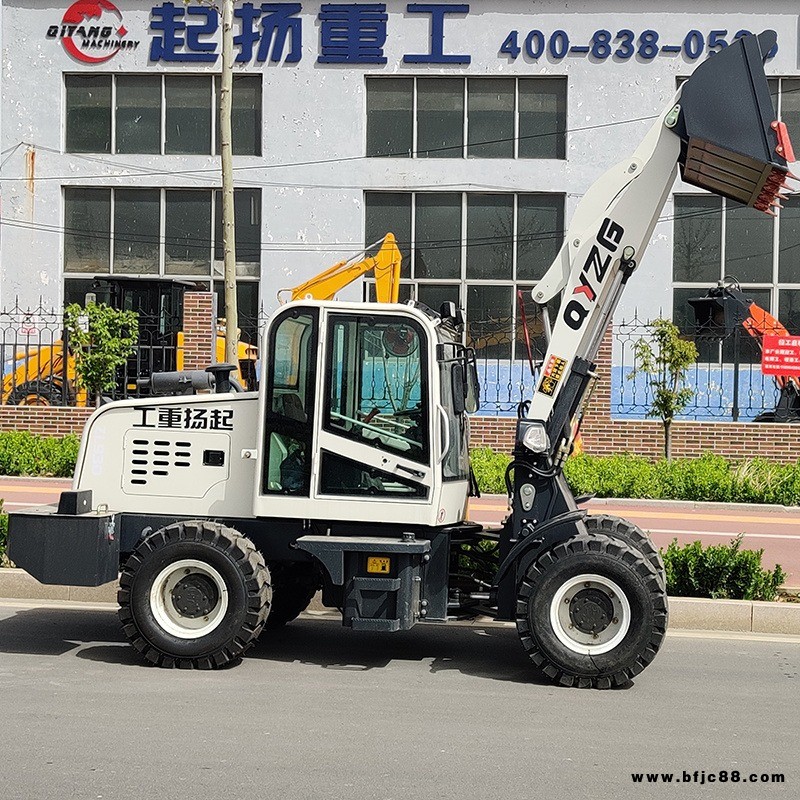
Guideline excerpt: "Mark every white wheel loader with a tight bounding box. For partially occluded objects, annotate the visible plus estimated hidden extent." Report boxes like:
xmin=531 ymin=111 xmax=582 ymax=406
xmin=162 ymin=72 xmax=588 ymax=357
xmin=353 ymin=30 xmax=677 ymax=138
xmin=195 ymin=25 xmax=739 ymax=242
xmin=8 ymin=33 xmax=794 ymax=687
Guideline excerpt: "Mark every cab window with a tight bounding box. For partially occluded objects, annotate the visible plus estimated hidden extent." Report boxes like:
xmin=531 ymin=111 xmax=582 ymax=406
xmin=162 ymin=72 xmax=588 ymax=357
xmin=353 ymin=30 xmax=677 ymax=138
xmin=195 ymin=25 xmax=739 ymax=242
xmin=262 ymin=308 xmax=318 ymax=494
xmin=325 ymin=315 xmax=429 ymax=464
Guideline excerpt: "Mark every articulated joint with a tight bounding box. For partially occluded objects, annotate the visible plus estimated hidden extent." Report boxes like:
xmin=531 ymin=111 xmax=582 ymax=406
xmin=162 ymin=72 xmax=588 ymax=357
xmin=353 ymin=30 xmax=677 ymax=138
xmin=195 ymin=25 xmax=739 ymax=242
xmin=619 ymin=245 xmax=637 ymax=281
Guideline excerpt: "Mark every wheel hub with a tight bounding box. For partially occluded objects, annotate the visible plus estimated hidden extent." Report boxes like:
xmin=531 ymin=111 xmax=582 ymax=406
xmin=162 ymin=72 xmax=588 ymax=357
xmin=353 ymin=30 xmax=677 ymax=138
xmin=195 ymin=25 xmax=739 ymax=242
xmin=569 ymin=587 xmax=614 ymax=634
xmin=149 ymin=559 xmax=229 ymax=640
xmin=549 ymin=573 xmax=632 ymax=655
xmin=171 ymin=574 xmax=219 ymax=618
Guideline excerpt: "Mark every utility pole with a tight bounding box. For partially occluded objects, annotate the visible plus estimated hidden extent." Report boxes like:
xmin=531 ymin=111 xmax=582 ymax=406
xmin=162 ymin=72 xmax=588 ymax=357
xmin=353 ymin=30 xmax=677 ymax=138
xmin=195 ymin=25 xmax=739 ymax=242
xmin=220 ymin=0 xmax=238 ymax=365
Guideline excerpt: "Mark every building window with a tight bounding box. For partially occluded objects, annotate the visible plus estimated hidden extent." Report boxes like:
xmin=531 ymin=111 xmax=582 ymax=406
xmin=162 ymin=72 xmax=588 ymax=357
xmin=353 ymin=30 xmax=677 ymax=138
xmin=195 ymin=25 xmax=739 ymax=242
xmin=63 ymin=187 xmax=262 ymax=279
xmin=672 ymin=77 xmax=800 ymax=355
xmin=672 ymin=194 xmax=799 ymax=361
xmin=365 ymin=77 xmax=566 ymax=159
xmin=116 ymin=76 xmax=161 ymax=155
xmin=364 ymin=191 xmax=565 ymax=359
xmin=65 ymin=76 xmax=112 ymax=154
xmin=65 ymin=74 xmax=262 ymax=156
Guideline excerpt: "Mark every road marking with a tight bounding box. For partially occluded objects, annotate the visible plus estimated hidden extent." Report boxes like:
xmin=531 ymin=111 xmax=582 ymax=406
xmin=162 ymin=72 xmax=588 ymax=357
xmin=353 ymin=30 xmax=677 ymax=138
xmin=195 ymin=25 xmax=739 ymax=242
xmin=469 ymin=503 xmax=800 ymax=527
xmin=0 ymin=599 xmax=117 ymax=611
xmin=647 ymin=528 xmax=800 ymax=541
xmin=0 ymin=484 xmax=65 ymax=495
xmin=667 ymin=629 xmax=800 ymax=645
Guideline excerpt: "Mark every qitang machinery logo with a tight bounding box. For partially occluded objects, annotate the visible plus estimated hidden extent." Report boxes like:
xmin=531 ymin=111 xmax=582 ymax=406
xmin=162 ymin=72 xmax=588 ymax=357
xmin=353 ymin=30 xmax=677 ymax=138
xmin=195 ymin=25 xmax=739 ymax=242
xmin=46 ymin=1 xmax=141 ymax=64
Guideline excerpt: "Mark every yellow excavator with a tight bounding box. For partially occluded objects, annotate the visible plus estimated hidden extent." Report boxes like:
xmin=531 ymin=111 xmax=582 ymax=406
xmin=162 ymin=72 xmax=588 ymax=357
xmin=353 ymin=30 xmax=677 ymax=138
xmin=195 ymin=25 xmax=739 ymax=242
xmin=2 ymin=236 xmax=400 ymax=406
xmin=279 ymin=233 xmax=402 ymax=303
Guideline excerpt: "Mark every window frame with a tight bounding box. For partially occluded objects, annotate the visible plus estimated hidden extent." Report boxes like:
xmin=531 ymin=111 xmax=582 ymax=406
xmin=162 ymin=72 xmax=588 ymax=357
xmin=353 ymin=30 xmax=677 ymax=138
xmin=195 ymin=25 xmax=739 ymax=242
xmin=363 ymin=190 xmax=565 ymax=362
xmin=62 ymin=186 xmax=262 ymax=284
xmin=64 ymin=73 xmax=262 ymax=157
xmin=322 ymin=312 xmax=431 ymax=466
xmin=365 ymin=75 xmax=567 ymax=160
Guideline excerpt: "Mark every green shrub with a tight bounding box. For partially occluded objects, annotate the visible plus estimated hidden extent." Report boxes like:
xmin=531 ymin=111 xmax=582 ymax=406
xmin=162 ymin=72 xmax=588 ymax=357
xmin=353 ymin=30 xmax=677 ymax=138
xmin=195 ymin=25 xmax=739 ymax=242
xmin=471 ymin=447 xmax=800 ymax=506
xmin=470 ymin=447 xmax=511 ymax=494
xmin=0 ymin=431 xmax=79 ymax=477
xmin=662 ymin=536 xmax=785 ymax=601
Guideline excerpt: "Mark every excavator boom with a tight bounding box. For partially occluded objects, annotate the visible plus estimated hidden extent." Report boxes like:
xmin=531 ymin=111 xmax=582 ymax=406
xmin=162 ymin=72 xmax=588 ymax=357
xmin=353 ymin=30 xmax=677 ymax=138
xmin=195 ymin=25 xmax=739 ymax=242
xmin=282 ymin=233 xmax=402 ymax=303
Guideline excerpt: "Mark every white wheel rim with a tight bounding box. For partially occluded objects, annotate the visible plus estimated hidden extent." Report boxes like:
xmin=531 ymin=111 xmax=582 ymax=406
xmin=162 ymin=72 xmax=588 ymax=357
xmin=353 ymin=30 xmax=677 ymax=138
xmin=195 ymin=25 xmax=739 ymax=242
xmin=549 ymin=573 xmax=631 ymax=655
xmin=149 ymin=559 xmax=229 ymax=640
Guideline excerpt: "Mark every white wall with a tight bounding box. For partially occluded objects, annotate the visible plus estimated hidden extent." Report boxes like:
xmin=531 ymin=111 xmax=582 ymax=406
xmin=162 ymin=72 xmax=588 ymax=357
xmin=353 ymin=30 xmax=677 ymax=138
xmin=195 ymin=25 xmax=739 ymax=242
xmin=2 ymin=0 xmax=799 ymax=318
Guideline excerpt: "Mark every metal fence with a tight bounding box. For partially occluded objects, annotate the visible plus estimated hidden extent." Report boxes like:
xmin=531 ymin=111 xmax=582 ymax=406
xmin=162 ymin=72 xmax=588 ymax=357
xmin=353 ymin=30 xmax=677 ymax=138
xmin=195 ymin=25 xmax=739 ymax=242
xmin=0 ymin=298 xmax=778 ymax=420
xmin=0 ymin=301 xmax=180 ymax=407
xmin=612 ymin=313 xmax=779 ymax=422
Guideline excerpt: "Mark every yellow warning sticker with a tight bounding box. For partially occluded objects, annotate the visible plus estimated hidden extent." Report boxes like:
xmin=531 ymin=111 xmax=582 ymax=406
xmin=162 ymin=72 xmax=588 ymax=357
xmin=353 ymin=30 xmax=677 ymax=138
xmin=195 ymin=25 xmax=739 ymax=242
xmin=367 ymin=556 xmax=391 ymax=574
xmin=537 ymin=355 xmax=567 ymax=397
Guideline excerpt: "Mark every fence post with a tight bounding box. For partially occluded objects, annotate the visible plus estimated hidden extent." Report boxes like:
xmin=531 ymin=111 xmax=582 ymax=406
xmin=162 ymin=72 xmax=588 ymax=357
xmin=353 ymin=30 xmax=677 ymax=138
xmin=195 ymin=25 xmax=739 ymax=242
xmin=61 ymin=325 xmax=70 ymax=406
xmin=731 ymin=325 xmax=740 ymax=422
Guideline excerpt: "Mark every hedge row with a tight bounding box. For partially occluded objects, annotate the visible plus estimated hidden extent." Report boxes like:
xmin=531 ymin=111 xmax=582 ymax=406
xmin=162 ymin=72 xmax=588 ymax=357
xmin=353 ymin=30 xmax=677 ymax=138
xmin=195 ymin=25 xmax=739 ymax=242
xmin=0 ymin=431 xmax=79 ymax=478
xmin=471 ymin=448 xmax=800 ymax=506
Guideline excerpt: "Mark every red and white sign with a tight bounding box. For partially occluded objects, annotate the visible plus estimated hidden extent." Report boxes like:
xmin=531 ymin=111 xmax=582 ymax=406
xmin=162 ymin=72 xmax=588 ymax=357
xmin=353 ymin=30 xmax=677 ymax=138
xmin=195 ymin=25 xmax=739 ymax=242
xmin=46 ymin=1 xmax=140 ymax=64
xmin=762 ymin=335 xmax=800 ymax=376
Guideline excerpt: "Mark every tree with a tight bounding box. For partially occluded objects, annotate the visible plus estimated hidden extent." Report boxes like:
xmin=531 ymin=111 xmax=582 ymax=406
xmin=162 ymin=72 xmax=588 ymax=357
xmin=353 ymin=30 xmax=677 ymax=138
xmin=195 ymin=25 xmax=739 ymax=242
xmin=630 ymin=318 xmax=698 ymax=460
xmin=64 ymin=303 xmax=139 ymax=407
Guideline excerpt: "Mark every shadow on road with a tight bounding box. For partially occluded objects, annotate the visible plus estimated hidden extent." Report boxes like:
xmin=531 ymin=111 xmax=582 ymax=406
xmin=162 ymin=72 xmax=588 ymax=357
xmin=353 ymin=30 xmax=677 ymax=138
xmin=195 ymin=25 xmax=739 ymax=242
xmin=0 ymin=606 xmax=553 ymax=685
xmin=249 ymin=618 xmax=551 ymax=685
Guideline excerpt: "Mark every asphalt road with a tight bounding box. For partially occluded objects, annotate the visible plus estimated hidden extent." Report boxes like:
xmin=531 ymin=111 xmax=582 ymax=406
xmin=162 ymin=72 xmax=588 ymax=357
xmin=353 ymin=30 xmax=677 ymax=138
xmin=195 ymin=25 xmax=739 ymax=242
xmin=4 ymin=478 xmax=798 ymax=585
xmin=0 ymin=599 xmax=798 ymax=800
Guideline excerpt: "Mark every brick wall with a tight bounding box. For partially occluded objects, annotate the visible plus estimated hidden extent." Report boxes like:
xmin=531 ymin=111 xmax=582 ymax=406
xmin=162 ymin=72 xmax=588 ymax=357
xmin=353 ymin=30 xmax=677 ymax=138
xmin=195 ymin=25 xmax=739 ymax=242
xmin=181 ymin=292 xmax=216 ymax=371
xmin=0 ymin=407 xmax=92 ymax=436
xmin=470 ymin=327 xmax=800 ymax=464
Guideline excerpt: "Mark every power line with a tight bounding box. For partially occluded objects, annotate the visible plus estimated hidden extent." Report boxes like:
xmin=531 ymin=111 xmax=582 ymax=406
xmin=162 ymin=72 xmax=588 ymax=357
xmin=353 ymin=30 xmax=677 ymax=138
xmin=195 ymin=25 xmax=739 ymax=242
xmin=0 ymin=204 xmax=734 ymax=256
xmin=0 ymin=114 xmax=659 ymax=184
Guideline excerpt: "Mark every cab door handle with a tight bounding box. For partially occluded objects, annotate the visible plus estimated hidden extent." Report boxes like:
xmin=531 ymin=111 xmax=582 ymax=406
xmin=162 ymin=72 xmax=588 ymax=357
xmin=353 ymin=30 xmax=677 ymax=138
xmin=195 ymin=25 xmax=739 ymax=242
xmin=396 ymin=463 xmax=425 ymax=479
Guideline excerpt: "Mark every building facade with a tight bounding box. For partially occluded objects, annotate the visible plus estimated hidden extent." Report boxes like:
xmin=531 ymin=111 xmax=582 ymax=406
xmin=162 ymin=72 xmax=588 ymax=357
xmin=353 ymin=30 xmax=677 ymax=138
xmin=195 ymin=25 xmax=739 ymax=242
xmin=2 ymin=1 xmax=799 ymax=416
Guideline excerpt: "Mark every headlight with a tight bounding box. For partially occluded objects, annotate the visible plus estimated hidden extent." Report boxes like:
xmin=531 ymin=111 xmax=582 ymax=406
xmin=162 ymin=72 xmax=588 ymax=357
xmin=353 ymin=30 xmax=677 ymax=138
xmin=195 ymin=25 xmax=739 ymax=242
xmin=520 ymin=421 xmax=550 ymax=453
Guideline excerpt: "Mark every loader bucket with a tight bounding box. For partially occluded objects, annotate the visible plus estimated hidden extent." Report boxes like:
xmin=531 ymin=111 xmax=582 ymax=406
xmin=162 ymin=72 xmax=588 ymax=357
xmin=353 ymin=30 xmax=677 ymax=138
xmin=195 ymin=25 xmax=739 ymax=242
xmin=676 ymin=31 xmax=792 ymax=211
xmin=688 ymin=288 xmax=748 ymax=337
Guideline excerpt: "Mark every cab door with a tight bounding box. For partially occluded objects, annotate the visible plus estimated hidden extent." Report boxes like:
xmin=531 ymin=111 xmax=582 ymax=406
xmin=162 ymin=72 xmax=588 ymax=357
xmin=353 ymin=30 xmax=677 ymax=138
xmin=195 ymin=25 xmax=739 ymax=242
xmin=256 ymin=306 xmax=320 ymax=514
xmin=312 ymin=311 xmax=436 ymax=524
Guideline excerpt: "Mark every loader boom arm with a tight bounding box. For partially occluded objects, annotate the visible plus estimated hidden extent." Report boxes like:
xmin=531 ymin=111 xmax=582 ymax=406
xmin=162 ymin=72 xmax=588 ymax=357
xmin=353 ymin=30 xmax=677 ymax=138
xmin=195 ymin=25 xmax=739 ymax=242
xmin=281 ymin=233 xmax=402 ymax=303
xmin=521 ymin=31 xmax=793 ymax=464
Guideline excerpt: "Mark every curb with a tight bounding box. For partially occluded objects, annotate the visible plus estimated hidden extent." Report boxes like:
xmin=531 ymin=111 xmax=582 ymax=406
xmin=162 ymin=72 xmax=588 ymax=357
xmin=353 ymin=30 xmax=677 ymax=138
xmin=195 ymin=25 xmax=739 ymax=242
xmin=2 ymin=569 xmax=799 ymax=635
xmin=475 ymin=493 xmax=798 ymax=515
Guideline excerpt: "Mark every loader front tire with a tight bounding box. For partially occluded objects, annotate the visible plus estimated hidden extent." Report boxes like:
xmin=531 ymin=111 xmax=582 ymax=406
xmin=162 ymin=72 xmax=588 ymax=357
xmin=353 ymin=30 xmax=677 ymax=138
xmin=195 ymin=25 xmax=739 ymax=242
xmin=264 ymin=562 xmax=320 ymax=629
xmin=585 ymin=514 xmax=666 ymax=590
xmin=516 ymin=532 xmax=667 ymax=689
xmin=118 ymin=521 xmax=271 ymax=669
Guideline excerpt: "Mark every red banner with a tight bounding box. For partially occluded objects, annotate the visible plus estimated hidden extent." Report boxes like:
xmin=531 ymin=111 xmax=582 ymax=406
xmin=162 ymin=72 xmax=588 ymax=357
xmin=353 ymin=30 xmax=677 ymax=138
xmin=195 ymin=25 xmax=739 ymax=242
xmin=762 ymin=335 xmax=800 ymax=376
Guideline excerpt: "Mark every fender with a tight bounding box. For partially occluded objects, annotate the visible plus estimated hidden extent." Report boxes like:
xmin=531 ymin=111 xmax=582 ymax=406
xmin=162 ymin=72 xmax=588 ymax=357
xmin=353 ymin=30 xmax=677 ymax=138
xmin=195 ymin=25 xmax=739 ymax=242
xmin=493 ymin=509 xmax=588 ymax=589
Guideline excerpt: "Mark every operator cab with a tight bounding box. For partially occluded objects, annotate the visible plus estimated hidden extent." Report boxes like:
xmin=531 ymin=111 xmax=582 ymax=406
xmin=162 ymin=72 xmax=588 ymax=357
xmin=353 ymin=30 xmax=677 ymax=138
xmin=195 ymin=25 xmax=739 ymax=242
xmin=253 ymin=300 xmax=477 ymax=527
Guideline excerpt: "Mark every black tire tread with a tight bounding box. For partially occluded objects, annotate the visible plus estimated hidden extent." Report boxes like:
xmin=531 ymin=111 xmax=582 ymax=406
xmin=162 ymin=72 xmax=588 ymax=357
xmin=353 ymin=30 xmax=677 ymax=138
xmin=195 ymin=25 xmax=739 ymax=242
xmin=264 ymin=563 xmax=320 ymax=630
xmin=118 ymin=520 xmax=271 ymax=669
xmin=585 ymin=513 xmax=666 ymax=588
xmin=516 ymin=532 xmax=668 ymax=689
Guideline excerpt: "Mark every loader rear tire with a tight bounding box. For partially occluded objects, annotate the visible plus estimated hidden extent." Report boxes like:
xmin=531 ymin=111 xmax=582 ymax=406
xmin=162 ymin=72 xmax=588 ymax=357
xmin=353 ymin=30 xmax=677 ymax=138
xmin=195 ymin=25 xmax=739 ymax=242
xmin=118 ymin=521 xmax=271 ymax=669
xmin=585 ymin=514 xmax=666 ymax=590
xmin=516 ymin=532 xmax=667 ymax=689
xmin=264 ymin=562 xmax=320 ymax=629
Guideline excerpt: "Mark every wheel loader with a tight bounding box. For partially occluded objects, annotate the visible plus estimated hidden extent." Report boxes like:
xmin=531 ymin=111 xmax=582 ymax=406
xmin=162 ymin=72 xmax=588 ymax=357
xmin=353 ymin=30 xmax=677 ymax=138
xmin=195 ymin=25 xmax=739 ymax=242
xmin=7 ymin=33 xmax=794 ymax=687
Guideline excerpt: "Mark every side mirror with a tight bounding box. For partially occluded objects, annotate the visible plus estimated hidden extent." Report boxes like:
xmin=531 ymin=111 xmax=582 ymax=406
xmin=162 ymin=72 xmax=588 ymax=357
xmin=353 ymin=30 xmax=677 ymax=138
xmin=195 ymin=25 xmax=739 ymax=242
xmin=465 ymin=358 xmax=480 ymax=414
xmin=450 ymin=363 xmax=466 ymax=415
